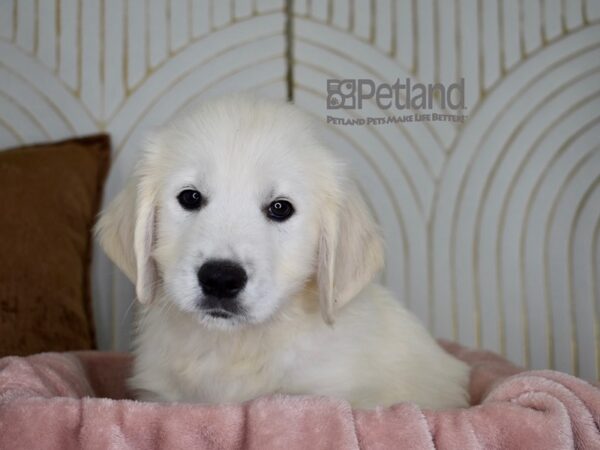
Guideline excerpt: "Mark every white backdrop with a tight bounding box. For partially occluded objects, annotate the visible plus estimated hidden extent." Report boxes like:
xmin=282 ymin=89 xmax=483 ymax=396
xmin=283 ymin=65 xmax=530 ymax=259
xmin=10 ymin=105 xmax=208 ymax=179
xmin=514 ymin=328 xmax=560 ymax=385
xmin=0 ymin=0 xmax=599 ymax=380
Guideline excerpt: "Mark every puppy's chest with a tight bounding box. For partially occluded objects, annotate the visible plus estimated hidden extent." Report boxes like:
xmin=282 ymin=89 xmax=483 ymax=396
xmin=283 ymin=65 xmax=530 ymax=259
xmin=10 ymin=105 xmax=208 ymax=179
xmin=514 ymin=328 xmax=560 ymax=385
xmin=166 ymin=337 xmax=290 ymax=403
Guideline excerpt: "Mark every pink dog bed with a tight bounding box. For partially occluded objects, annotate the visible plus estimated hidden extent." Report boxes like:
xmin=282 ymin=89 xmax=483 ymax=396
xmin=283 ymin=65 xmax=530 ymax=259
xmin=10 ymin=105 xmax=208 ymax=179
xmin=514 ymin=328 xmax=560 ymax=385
xmin=1 ymin=342 xmax=598 ymax=449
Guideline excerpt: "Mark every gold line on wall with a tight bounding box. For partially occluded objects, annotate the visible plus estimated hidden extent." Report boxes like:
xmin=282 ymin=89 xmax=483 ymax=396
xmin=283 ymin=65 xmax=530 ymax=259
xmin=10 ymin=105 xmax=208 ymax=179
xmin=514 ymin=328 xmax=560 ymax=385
xmin=12 ymin=0 xmax=17 ymax=42
xmin=518 ymin=0 xmax=526 ymax=56
xmin=433 ymin=0 xmax=439 ymax=86
xmin=122 ymin=0 xmax=128 ymax=97
xmin=593 ymin=216 xmax=600 ymax=378
xmin=100 ymin=0 xmax=105 ymax=122
xmin=188 ymin=0 xmax=193 ymax=42
xmin=390 ymin=0 xmax=397 ymax=57
xmin=76 ymin=0 xmax=82 ymax=96
xmin=55 ymin=0 xmax=60 ymax=73
xmin=369 ymin=0 xmax=375 ymax=44
xmin=348 ymin=0 xmax=355 ymax=33
xmin=32 ymin=0 xmax=38 ymax=55
xmin=561 ymin=0 xmax=568 ymax=32
xmin=411 ymin=0 xmax=418 ymax=74
xmin=0 ymin=115 xmax=22 ymax=143
xmin=584 ymin=0 xmax=593 ymax=23
xmin=477 ymin=0 xmax=484 ymax=97
xmin=144 ymin=0 xmax=150 ymax=78
xmin=166 ymin=0 xmax=171 ymax=54
xmin=568 ymin=170 xmax=600 ymax=376
xmin=426 ymin=207 xmax=436 ymax=331
xmin=455 ymin=0 xmax=462 ymax=101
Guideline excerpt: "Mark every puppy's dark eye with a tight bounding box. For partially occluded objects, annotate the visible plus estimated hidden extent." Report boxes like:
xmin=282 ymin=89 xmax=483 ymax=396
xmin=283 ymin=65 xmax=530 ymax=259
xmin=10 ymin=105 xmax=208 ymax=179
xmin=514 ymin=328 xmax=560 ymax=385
xmin=177 ymin=189 xmax=203 ymax=210
xmin=266 ymin=200 xmax=294 ymax=222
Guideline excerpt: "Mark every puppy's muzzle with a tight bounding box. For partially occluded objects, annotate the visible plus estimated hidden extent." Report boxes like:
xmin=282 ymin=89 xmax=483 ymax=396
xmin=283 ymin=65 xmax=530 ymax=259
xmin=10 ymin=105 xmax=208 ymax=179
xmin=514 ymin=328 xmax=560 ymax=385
xmin=197 ymin=259 xmax=247 ymax=299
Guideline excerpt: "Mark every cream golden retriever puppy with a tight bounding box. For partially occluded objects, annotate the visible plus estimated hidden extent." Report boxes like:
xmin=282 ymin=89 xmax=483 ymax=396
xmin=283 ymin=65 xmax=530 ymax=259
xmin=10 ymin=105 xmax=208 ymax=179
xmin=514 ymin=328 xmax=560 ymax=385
xmin=96 ymin=94 xmax=469 ymax=409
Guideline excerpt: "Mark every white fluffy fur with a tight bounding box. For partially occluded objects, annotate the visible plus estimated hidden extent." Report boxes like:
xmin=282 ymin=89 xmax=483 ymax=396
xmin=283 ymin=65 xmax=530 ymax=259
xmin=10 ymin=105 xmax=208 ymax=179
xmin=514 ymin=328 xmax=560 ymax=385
xmin=96 ymin=94 xmax=469 ymax=409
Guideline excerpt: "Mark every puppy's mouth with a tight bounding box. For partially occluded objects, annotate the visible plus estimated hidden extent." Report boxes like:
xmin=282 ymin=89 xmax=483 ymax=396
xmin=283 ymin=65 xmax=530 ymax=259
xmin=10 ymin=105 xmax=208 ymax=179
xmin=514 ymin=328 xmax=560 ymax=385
xmin=199 ymin=295 xmax=246 ymax=321
xmin=203 ymin=308 xmax=237 ymax=319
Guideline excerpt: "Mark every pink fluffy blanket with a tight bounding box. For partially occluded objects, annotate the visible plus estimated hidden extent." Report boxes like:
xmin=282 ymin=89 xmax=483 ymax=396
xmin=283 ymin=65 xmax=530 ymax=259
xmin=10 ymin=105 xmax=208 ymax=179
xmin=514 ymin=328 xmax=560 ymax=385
xmin=0 ymin=342 xmax=598 ymax=449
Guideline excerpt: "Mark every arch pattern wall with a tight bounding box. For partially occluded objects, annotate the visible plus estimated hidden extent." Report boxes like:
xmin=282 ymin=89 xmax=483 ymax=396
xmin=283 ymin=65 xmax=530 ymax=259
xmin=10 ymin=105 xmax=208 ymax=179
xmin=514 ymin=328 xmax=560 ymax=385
xmin=0 ymin=0 xmax=598 ymax=379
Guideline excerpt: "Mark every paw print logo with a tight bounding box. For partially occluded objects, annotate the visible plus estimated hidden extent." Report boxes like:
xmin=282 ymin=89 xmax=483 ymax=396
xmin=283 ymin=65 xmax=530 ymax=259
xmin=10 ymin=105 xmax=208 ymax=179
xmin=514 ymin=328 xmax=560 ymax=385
xmin=327 ymin=79 xmax=356 ymax=109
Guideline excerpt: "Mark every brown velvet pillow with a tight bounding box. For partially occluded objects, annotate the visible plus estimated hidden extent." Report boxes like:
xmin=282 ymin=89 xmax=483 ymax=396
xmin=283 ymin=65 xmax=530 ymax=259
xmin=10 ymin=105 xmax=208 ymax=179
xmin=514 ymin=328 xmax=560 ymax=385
xmin=0 ymin=135 xmax=110 ymax=356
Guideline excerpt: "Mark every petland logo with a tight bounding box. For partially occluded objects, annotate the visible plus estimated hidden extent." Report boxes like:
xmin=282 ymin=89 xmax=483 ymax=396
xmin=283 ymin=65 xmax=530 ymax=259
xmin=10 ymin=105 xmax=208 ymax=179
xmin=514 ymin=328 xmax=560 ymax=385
xmin=326 ymin=78 xmax=468 ymax=126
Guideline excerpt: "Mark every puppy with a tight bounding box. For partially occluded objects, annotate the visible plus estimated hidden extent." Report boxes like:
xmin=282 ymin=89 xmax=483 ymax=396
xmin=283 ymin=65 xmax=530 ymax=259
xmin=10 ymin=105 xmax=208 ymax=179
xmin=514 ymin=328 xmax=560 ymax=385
xmin=96 ymin=94 xmax=470 ymax=409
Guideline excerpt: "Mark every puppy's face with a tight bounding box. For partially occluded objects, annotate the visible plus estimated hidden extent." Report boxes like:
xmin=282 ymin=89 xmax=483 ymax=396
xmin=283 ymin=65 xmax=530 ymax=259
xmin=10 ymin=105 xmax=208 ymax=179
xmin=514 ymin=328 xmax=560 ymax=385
xmin=152 ymin=108 xmax=326 ymax=328
xmin=97 ymin=96 xmax=384 ymax=330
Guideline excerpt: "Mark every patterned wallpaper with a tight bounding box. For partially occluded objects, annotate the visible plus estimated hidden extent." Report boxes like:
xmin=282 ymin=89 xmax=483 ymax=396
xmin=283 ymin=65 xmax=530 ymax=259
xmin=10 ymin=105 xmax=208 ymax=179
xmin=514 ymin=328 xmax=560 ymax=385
xmin=0 ymin=0 xmax=598 ymax=380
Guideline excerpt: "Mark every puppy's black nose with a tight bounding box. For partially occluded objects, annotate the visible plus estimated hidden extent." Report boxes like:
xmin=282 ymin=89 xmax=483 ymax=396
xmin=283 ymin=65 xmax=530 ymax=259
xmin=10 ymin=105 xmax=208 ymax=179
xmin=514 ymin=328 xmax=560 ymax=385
xmin=197 ymin=260 xmax=247 ymax=298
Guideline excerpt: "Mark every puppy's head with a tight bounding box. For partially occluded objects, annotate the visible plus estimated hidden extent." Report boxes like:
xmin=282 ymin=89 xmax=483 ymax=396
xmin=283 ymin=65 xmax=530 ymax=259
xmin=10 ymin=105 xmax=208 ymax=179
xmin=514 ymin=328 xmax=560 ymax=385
xmin=96 ymin=95 xmax=383 ymax=329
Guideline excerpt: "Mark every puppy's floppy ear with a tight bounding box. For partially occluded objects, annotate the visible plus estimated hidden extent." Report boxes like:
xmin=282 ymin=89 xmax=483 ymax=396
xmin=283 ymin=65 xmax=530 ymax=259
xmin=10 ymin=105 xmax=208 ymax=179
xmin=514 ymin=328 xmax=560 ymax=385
xmin=95 ymin=171 xmax=158 ymax=304
xmin=317 ymin=178 xmax=384 ymax=323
